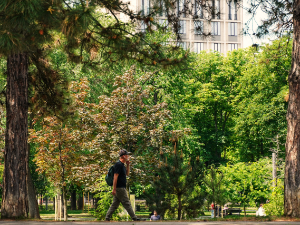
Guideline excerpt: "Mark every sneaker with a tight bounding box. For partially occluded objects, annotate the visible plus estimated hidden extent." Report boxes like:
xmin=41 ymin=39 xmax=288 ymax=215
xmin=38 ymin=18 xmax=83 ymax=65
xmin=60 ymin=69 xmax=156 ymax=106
xmin=105 ymin=218 xmax=110 ymax=221
xmin=133 ymin=218 xmax=141 ymax=221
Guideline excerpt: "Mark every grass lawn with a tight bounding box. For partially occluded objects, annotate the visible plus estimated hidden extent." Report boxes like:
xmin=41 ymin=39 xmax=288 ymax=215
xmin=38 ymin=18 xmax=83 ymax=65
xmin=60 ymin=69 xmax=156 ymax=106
xmin=136 ymin=211 xmax=151 ymax=216
xmin=40 ymin=209 xmax=96 ymax=221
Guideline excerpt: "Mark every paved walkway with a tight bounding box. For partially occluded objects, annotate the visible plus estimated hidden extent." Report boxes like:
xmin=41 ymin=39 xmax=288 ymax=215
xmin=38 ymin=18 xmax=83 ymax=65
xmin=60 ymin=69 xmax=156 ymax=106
xmin=1 ymin=221 xmax=300 ymax=225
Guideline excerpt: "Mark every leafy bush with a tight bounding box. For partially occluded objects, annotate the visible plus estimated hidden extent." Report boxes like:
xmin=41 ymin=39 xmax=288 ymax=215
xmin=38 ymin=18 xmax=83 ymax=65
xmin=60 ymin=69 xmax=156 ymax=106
xmin=264 ymin=179 xmax=284 ymax=216
xmin=93 ymin=176 xmax=123 ymax=221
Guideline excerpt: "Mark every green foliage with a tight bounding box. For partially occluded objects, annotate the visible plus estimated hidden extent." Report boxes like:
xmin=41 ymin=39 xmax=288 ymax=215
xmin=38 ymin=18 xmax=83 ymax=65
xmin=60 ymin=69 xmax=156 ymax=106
xmin=220 ymin=158 xmax=273 ymax=208
xmin=93 ymin=176 xmax=123 ymax=221
xmin=233 ymin=37 xmax=291 ymax=162
xmin=264 ymin=179 xmax=284 ymax=216
xmin=163 ymin=194 xmax=179 ymax=219
xmin=151 ymin=134 xmax=204 ymax=220
xmin=203 ymin=165 xmax=226 ymax=210
xmin=181 ymin=185 xmax=206 ymax=219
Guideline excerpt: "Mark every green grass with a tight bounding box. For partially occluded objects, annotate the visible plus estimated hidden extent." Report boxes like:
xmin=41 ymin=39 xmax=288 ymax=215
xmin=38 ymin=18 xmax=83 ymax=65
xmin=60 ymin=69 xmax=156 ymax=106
xmin=40 ymin=209 xmax=96 ymax=220
xmin=135 ymin=211 xmax=151 ymax=217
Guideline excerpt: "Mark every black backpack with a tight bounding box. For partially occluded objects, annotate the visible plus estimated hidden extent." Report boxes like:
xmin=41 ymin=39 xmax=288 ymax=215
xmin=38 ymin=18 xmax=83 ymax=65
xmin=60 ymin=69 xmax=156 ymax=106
xmin=105 ymin=165 xmax=115 ymax=186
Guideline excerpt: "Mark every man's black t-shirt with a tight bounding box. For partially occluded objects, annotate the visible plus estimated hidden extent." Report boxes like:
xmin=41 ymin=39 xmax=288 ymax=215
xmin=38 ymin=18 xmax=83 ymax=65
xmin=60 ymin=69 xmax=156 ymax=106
xmin=114 ymin=160 xmax=126 ymax=188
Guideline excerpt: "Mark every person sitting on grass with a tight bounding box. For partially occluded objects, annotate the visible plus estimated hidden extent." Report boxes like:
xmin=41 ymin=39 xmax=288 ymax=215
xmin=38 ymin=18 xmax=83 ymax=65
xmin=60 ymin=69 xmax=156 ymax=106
xmin=150 ymin=210 xmax=161 ymax=221
xmin=256 ymin=204 xmax=266 ymax=216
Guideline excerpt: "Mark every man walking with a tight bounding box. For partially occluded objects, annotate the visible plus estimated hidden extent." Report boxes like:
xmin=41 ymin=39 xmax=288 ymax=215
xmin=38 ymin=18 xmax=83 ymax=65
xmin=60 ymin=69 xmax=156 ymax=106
xmin=105 ymin=149 xmax=139 ymax=221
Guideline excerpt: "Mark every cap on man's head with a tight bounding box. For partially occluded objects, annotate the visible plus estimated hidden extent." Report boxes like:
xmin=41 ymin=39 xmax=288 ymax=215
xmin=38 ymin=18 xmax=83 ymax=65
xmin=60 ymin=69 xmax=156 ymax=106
xmin=119 ymin=149 xmax=132 ymax=157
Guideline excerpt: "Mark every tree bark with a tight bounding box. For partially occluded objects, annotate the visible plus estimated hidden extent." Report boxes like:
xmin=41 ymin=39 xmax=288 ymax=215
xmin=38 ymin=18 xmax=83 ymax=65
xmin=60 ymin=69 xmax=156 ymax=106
xmin=56 ymin=191 xmax=64 ymax=220
xmin=27 ymin=166 xmax=40 ymax=218
xmin=63 ymin=187 xmax=67 ymax=221
xmin=1 ymin=53 xmax=29 ymax=218
xmin=45 ymin=196 xmax=48 ymax=211
xmin=77 ymin=194 xmax=83 ymax=210
xmin=53 ymin=197 xmax=55 ymax=211
xmin=285 ymin=1 xmax=300 ymax=217
xmin=177 ymin=194 xmax=182 ymax=220
xmin=27 ymin=117 xmax=40 ymax=218
xmin=71 ymin=190 xmax=76 ymax=210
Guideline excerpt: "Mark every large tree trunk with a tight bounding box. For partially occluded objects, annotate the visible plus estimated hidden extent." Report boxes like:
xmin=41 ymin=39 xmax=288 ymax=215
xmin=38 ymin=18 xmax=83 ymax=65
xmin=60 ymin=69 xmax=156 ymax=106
xmin=285 ymin=3 xmax=300 ymax=217
xmin=1 ymin=53 xmax=29 ymax=218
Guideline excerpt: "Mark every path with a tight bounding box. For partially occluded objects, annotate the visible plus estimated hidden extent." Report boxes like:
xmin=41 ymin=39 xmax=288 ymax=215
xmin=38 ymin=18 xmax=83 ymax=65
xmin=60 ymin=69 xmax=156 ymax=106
xmin=1 ymin=221 xmax=300 ymax=225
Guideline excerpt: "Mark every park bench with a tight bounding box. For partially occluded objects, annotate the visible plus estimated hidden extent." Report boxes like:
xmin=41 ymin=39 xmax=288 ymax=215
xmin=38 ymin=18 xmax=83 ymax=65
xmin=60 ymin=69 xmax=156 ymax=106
xmin=228 ymin=208 xmax=242 ymax=216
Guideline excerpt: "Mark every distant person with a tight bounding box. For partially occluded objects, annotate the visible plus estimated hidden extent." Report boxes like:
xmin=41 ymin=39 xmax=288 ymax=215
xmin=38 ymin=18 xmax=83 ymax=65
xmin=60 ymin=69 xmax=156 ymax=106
xmin=256 ymin=204 xmax=266 ymax=216
xmin=211 ymin=203 xmax=214 ymax=218
xmin=105 ymin=149 xmax=139 ymax=221
xmin=150 ymin=210 xmax=161 ymax=221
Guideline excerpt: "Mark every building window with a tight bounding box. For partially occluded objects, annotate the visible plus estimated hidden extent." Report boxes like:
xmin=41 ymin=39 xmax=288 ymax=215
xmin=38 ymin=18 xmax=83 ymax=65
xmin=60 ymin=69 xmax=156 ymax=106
xmin=141 ymin=0 xmax=150 ymax=15
xmin=228 ymin=43 xmax=238 ymax=51
xmin=194 ymin=42 xmax=204 ymax=53
xmin=212 ymin=43 xmax=221 ymax=52
xmin=159 ymin=0 xmax=165 ymax=16
xmin=195 ymin=0 xmax=203 ymax=19
xmin=177 ymin=0 xmax=186 ymax=17
xmin=140 ymin=21 xmax=147 ymax=32
xmin=228 ymin=22 xmax=238 ymax=36
xmin=212 ymin=0 xmax=220 ymax=19
xmin=178 ymin=42 xmax=187 ymax=50
xmin=159 ymin=19 xmax=168 ymax=26
xmin=228 ymin=0 xmax=237 ymax=20
xmin=194 ymin=21 xmax=204 ymax=35
xmin=211 ymin=22 xmax=220 ymax=35
xmin=179 ymin=20 xmax=186 ymax=34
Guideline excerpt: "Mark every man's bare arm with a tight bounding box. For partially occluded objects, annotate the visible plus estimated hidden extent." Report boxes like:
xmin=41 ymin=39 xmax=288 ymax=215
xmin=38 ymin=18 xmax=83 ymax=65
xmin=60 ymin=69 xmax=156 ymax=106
xmin=112 ymin=173 xmax=119 ymax=195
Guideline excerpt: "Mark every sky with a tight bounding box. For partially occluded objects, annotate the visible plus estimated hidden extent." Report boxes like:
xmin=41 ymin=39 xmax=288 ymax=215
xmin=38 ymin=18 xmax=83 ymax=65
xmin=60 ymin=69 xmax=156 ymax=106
xmin=242 ymin=3 xmax=272 ymax=48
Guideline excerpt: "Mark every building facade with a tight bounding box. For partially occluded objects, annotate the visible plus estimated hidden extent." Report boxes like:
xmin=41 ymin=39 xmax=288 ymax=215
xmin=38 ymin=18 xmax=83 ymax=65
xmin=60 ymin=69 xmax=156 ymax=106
xmin=126 ymin=0 xmax=243 ymax=53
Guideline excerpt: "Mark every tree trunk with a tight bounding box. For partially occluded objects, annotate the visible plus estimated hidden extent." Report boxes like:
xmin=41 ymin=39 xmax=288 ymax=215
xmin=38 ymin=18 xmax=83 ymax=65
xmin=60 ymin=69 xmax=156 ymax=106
xmin=45 ymin=196 xmax=48 ymax=211
xmin=77 ymin=193 xmax=83 ymax=210
xmin=53 ymin=197 xmax=56 ymax=211
xmin=63 ymin=187 xmax=67 ymax=221
xmin=56 ymin=191 xmax=64 ymax=220
xmin=27 ymin=118 xmax=40 ymax=218
xmin=1 ymin=53 xmax=29 ymax=218
xmin=71 ymin=190 xmax=76 ymax=210
xmin=177 ymin=194 xmax=182 ymax=220
xmin=27 ymin=166 xmax=40 ymax=218
xmin=285 ymin=2 xmax=300 ymax=217
xmin=39 ymin=194 xmax=43 ymax=205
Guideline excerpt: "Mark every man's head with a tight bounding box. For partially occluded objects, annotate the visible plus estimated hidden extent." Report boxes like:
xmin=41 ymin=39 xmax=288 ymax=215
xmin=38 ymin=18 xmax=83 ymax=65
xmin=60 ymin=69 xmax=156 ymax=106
xmin=119 ymin=149 xmax=131 ymax=161
xmin=153 ymin=210 xmax=157 ymax=216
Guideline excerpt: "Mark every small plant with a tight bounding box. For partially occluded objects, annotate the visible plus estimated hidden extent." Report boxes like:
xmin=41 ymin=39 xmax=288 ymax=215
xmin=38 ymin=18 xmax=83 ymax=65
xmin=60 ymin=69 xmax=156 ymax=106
xmin=264 ymin=179 xmax=284 ymax=216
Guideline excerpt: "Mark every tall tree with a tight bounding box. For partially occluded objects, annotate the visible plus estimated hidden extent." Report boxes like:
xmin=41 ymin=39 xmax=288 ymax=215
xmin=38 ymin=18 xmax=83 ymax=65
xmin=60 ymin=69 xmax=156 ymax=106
xmin=0 ymin=0 xmax=68 ymax=218
xmin=233 ymin=38 xmax=290 ymax=162
xmin=244 ymin=0 xmax=300 ymax=217
xmin=153 ymin=131 xmax=203 ymax=220
xmin=0 ymin=0 xmax=224 ymax=218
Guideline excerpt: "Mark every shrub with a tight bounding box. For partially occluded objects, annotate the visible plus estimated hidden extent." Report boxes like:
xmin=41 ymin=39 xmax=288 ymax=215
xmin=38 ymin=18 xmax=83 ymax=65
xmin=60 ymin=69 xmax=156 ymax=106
xmin=93 ymin=176 xmax=123 ymax=221
xmin=264 ymin=179 xmax=284 ymax=216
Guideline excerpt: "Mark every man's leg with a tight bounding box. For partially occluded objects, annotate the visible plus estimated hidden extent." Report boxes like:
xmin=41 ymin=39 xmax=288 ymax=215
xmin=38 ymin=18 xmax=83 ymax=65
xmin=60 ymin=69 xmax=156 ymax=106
xmin=117 ymin=188 xmax=137 ymax=220
xmin=105 ymin=194 xmax=121 ymax=220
